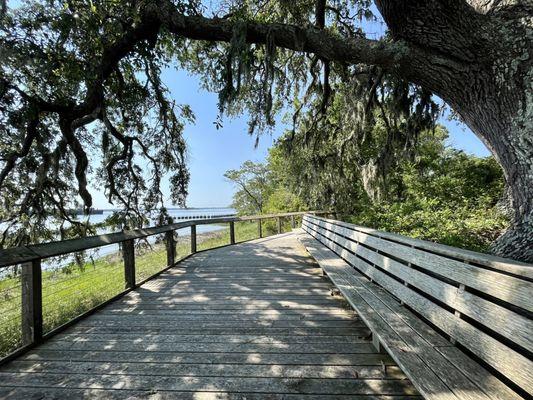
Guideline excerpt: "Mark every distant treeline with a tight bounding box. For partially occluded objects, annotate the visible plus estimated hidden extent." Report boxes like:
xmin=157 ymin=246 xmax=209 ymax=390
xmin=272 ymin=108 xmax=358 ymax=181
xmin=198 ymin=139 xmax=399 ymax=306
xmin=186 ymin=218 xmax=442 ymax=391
xmin=226 ymin=126 xmax=507 ymax=253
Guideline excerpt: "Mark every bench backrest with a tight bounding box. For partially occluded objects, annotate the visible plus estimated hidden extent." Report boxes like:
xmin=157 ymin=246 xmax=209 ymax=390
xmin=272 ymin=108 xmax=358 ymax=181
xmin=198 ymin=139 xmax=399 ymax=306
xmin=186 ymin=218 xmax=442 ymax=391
xmin=302 ymin=214 xmax=533 ymax=394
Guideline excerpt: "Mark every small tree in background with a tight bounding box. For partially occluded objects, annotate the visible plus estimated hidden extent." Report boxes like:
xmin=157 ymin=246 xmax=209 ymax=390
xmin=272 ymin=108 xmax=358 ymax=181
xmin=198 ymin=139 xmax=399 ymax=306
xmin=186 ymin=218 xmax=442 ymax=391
xmin=224 ymin=161 xmax=271 ymax=215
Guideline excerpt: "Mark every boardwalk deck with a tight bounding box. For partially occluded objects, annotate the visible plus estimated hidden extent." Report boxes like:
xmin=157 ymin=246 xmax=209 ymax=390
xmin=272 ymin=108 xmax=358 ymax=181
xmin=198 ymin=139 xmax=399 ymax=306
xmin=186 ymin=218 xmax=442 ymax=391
xmin=0 ymin=232 xmax=419 ymax=399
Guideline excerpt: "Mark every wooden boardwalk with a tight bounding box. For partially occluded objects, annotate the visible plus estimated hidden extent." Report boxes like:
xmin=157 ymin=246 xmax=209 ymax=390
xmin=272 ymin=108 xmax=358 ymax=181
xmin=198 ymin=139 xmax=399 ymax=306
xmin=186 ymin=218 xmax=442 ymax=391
xmin=0 ymin=232 xmax=419 ymax=399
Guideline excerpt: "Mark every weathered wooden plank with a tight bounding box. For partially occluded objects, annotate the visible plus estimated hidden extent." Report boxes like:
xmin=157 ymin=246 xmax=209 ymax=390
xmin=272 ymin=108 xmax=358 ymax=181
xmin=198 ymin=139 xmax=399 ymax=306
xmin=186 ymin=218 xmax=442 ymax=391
xmin=73 ymin=319 xmax=364 ymax=329
xmin=109 ymin=300 xmax=349 ymax=310
xmin=19 ymin=349 xmax=396 ymax=366
xmin=97 ymin=309 xmax=356 ymax=317
xmin=50 ymin=333 xmax=368 ymax=344
xmin=349 ymin=281 xmax=449 ymax=348
xmin=141 ymin=280 xmax=331 ymax=287
xmin=88 ymin=313 xmax=355 ymax=321
xmin=0 ymin=372 xmax=416 ymax=395
xmin=39 ymin=340 xmax=373 ymax=354
xmin=118 ymin=295 xmax=348 ymax=303
xmin=301 ymin=227 xmax=533 ymax=394
xmin=304 ymin=217 xmax=533 ymax=312
xmin=435 ymin=346 xmax=523 ymax=400
xmin=128 ymin=288 xmax=337 ymax=295
xmin=1 ymin=360 xmax=406 ymax=379
xmin=65 ymin=326 xmax=366 ymax=336
xmin=306 ymin=220 xmax=533 ymax=352
xmin=305 ymin=214 xmax=533 ymax=279
xmin=0 ymin=387 xmax=422 ymax=400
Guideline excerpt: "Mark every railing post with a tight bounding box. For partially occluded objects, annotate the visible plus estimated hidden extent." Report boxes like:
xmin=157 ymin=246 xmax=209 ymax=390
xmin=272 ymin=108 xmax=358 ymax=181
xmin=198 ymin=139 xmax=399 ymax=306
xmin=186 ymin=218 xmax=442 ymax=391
xmin=229 ymin=221 xmax=235 ymax=244
xmin=21 ymin=259 xmax=43 ymax=346
xmin=165 ymin=230 xmax=176 ymax=267
xmin=258 ymin=219 xmax=263 ymax=238
xmin=191 ymin=225 xmax=197 ymax=253
xmin=277 ymin=217 xmax=282 ymax=234
xmin=291 ymin=215 xmax=296 ymax=229
xmin=123 ymin=239 xmax=135 ymax=289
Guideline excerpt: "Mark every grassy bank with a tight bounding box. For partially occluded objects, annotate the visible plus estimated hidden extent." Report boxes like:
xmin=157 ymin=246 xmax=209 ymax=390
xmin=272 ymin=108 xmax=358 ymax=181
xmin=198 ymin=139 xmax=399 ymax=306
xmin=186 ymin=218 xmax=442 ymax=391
xmin=0 ymin=220 xmax=273 ymax=358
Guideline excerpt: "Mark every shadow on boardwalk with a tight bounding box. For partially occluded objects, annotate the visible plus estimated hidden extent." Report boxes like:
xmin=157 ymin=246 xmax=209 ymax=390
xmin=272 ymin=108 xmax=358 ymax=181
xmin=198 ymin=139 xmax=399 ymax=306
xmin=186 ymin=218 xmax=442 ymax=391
xmin=0 ymin=232 xmax=419 ymax=399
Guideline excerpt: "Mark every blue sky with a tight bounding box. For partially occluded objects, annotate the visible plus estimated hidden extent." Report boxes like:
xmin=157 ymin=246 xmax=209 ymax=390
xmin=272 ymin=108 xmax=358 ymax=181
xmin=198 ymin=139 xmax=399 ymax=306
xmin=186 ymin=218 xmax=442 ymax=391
xmin=91 ymin=68 xmax=490 ymax=209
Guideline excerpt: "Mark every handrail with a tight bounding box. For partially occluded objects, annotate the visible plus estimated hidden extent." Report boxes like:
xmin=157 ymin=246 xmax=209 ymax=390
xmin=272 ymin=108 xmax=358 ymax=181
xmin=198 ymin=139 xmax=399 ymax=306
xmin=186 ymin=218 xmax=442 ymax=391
xmin=0 ymin=211 xmax=328 ymax=268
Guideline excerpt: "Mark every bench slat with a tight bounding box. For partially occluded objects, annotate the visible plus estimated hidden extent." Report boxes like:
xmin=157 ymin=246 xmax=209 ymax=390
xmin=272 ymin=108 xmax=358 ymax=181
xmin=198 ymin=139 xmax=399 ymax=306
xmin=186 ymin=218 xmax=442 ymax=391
xmin=305 ymin=215 xmax=532 ymax=313
xmin=307 ymin=215 xmax=533 ymax=280
xmin=299 ymin=232 xmax=523 ymax=400
xmin=305 ymin=218 xmax=533 ymax=353
xmin=435 ymin=346 xmax=522 ymax=400
xmin=302 ymin=221 xmax=533 ymax=394
xmin=298 ymin=234 xmax=513 ymax=400
xmin=298 ymin=237 xmax=459 ymax=400
xmin=330 ymin=270 xmax=494 ymax=400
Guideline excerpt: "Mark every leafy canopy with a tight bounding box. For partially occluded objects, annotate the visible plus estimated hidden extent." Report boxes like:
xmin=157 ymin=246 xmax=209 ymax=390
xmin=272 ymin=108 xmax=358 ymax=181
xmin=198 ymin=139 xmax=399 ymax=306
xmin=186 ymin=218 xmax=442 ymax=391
xmin=1 ymin=0 xmax=440 ymax=247
xmin=229 ymin=126 xmax=506 ymax=252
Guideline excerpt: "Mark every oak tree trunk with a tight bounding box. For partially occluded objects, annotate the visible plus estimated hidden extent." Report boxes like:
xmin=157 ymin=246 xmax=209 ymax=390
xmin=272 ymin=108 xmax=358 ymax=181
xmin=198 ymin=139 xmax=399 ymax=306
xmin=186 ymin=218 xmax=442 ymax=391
xmin=376 ymin=0 xmax=533 ymax=261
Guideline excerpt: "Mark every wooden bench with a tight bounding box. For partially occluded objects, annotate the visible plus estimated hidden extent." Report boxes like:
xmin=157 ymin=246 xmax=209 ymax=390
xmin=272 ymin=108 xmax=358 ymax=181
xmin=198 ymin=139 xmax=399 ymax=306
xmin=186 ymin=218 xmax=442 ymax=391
xmin=299 ymin=214 xmax=533 ymax=400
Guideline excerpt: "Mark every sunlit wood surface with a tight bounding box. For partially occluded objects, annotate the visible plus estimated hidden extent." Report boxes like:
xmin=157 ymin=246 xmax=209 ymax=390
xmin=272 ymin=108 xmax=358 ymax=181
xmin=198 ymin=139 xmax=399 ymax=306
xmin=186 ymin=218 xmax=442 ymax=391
xmin=0 ymin=232 xmax=419 ymax=399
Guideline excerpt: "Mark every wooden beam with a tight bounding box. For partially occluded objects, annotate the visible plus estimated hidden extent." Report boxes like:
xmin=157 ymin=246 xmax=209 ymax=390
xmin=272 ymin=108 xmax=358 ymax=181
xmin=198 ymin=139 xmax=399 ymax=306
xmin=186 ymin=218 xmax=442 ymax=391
xmin=229 ymin=221 xmax=235 ymax=244
xmin=165 ymin=230 xmax=176 ymax=267
xmin=277 ymin=217 xmax=282 ymax=234
xmin=191 ymin=225 xmax=197 ymax=253
xmin=258 ymin=219 xmax=263 ymax=238
xmin=123 ymin=239 xmax=135 ymax=289
xmin=21 ymin=259 xmax=43 ymax=346
xmin=0 ymin=211 xmax=330 ymax=268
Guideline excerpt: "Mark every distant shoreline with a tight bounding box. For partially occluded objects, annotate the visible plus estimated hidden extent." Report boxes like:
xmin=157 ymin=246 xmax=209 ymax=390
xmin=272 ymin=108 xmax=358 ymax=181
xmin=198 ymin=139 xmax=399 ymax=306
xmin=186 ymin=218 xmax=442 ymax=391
xmin=91 ymin=206 xmax=234 ymax=212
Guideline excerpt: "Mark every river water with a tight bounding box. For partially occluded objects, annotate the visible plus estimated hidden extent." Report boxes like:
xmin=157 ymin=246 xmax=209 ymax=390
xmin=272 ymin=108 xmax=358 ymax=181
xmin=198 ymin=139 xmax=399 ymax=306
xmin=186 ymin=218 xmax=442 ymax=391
xmin=38 ymin=208 xmax=236 ymax=271
xmin=85 ymin=207 xmax=236 ymax=229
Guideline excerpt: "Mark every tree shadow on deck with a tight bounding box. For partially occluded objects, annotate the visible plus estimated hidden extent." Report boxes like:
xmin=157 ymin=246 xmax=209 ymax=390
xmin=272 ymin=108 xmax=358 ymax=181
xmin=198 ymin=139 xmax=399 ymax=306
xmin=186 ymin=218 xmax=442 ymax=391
xmin=0 ymin=233 xmax=420 ymax=399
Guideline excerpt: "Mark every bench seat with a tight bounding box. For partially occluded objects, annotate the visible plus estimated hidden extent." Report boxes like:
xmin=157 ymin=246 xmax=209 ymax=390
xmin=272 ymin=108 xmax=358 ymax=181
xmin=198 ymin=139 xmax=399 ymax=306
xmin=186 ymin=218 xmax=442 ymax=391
xmin=298 ymin=214 xmax=532 ymax=400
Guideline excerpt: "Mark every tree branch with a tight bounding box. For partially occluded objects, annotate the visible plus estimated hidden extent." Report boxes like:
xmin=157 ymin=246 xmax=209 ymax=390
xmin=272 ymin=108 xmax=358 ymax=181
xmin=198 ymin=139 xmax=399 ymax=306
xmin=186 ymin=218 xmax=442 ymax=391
xmin=156 ymin=2 xmax=408 ymax=71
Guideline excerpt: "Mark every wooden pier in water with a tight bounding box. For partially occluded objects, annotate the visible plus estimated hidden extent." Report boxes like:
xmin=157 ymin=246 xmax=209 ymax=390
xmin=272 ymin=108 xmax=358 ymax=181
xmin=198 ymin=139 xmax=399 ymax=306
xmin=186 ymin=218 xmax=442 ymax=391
xmin=0 ymin=212 xmax=531 ymax=399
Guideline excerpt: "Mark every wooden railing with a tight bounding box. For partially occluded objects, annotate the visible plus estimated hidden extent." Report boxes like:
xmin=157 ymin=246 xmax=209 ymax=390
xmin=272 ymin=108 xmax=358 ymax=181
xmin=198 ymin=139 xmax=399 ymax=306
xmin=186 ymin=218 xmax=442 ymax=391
xmin=0 ymin=210 xmax=329 ymax=363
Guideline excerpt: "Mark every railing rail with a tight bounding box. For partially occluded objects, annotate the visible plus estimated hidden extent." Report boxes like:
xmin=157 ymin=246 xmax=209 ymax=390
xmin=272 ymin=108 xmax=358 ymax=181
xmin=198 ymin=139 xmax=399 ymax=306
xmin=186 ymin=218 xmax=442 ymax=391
xmin=0 ymin=211 xmax=329 ymax=268
xmin=0 ymin=210 xmax=330 ymax=364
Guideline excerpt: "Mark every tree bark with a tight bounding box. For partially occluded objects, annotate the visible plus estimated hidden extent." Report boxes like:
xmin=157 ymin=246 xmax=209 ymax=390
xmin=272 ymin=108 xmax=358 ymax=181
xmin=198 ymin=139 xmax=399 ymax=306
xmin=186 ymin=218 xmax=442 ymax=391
xmin=374 ymin=0 xmax=533 ymax=261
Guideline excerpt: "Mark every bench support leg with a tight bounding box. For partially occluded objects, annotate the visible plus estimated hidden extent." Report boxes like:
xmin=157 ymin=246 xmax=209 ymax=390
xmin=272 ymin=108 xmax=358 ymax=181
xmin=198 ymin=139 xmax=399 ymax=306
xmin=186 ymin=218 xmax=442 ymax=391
xmin=372 ymin=333 xmax=387 ymax=354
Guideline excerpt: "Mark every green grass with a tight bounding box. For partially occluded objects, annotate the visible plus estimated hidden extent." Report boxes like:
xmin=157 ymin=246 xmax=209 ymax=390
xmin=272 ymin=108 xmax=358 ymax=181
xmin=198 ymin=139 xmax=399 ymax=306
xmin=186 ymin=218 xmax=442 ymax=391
xmin=0 ymin=221 xmax=282 ymax=358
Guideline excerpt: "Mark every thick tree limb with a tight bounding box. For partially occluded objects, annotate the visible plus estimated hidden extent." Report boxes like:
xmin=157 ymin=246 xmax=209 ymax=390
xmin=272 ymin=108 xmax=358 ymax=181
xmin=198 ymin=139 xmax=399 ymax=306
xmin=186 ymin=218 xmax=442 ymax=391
xmin=59 ymin=119 xmax=92 ymax=211
xmin=155 ymin=3 xmax=408 ymax=70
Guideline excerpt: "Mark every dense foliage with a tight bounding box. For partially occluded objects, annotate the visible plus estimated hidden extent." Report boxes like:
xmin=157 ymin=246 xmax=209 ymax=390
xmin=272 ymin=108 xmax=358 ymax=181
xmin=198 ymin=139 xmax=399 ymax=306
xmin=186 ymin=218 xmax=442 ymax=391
xmin=0 ymin=0 xmax=437 ymax=247
xmin=0 ymin=1 xmax=529 ymax=259
xmin=229 ymin=126 xmax=507 ymax=253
